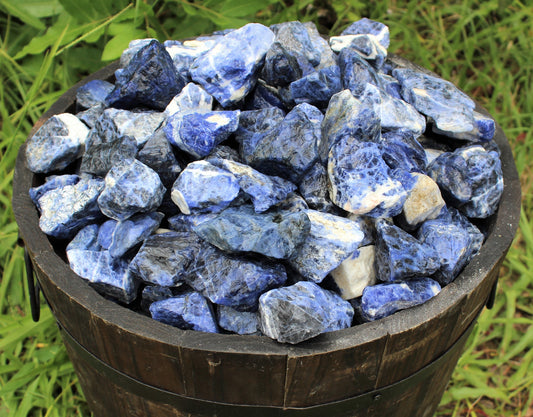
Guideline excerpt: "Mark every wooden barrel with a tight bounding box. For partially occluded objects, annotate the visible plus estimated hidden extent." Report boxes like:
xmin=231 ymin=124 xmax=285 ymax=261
xmin=13 ymin=60 xmax=521 ymax=417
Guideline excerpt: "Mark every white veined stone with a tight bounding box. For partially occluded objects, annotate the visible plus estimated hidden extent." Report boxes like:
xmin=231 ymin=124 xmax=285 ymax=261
xmin=330 ymin=245 xmax=376 ymax=300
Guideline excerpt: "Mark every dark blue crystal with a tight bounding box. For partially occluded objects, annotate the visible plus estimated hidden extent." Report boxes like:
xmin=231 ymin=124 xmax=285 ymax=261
xmin=108 ymin=212 xmax=164 ymax=258
xmin=105 ymin=40 xmax=184 ymax=111
xmin=29 ymin=174 xmax=80 ymax=211
xmin=259 ymin=281 xmax=354 ymax=344
xmin=374 ymin=219 xmax=440 ymax=282
xmin=338 ymin=48 xmax=382 ymax=97
xmin=80 ymin=135 xmax=138 ymax=176
xmin=217 ymin=305 xmax=261 ymax=335
xmin=289 ymin=65 xmax=342 ymax=108
xmin=76 ymin=80 xmax=114 ymax=109
xmin=380 ymin=130 xmax=428 ymax=173
xmin=192 ymin=205 xmax=311 ymax=259
xmin=149 ymin=292 xmax=218 ymax=333
xmin=360 ymin=278 xmax=441 ymax=321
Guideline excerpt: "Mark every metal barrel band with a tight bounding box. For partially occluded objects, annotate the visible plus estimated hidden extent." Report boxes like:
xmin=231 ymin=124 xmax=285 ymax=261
xmin=58 ymin=317 xmax=478 ymax=417
xmin=23 ymin=246 xmax=41 ymax=322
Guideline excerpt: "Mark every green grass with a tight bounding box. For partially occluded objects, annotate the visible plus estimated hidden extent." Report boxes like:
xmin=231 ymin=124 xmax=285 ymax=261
xmin=1 ymin=1 xmax=532 ymax=416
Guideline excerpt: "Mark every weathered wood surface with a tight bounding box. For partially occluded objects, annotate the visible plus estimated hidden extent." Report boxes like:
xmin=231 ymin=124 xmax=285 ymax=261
xmin=13 ymin=58 xmax=521 ymax=416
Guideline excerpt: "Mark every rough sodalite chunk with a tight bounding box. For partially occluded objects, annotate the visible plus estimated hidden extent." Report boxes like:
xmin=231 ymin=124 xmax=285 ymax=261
xmin=165 ymin=110 xmax=240 ymax=158
xmin=474 ymin=110 xmax=495 ymax=140
xmin=149 ymin=292 xmax=218 ymax=333
xmin=76 ymin=80 xmax=114 ymax=109
xmin=119 ymin=38 xmax=156 ymax=67
xmin=298 ymin=163 xmax=335 ymax=212
xmin=190 ymin=23 xmax=275 ymax=107
xmin=192 ymin=206 xmax=311 ymax=259
xmin=262 ymin=21 xmax=319 ymax=87
xmin=171 ymin=161 xmax=240 ymax=214
xmin=97 ymin=109 xmax=165 ymax=148
xmin=106 ymin=40 xmax=184 ymax=111
xmin=26 ymin=113 xmax=89 ymax=174
xmin=380 ymin=130 xmax=427 ymax=173
xmin=130 ymin=231 xmax=202 ymax=287
xmin=66 ymin=224 xmax=101 ymax=252
xmin=401 ymin=173 xmax=445 ymax=228
xmin=360 ymin=278 xmax=441 ymax=321
xmin=378 ymin=90 xmax=426 ymax=136
xmin=185 ymin=245 xmax=287 ymax=311
xmin=80 ymin=135 xmax=138 ymax=176
xmin=289 ymin=66 xmax=342 ymax=108
xmin=259 ymin=281 xmax=354 ymax=344
xmin=97 ymin=220 xmax=117 ymax=249
xmin=303 ymin=21 xmax=338 ymax=69
xmin=38 ymin=178 xmax=104 ymax=239
xmin=393 ymin=68 xmax=490 ymax=141
xmin=374 ymin=220 xmax=440 ymax=281
xmin=328 ymin=140 xmax=407 ymax=217
xmin=288 ymin=210 xmax=365 ymax=282
xmin=136 ymin=128 xmax=182 ymax=187
xmin=330 ymin=245 xmax=377 ymax=300
xmin=165 ymin=39 xmax=219 ymax=83
xmin=418 ymin=219 xmax=473 ymax=284
xmin=341 ymin=18 xmax=390 ymax=49
xmin=320 ymin=89 xmax=380 ymax=162
xmin=209 ymin=158 xmax=297 ymax=213
xmin=240 ymin=103 xmax=323 ymax=183
xmin=77 ymin=103 xmax=105 ymax=129
xmin=338 ymin=48 xmax=382 ymax=96
xmin=427 ymin=145 xmax=503 ymax=218
xmin=107 ymin=212 xmax=164 ymax=258
xmin=330 ymin=34 xmax=387 ymax=69
xmin=67 ymin=249 xmax=140 ymax=304
xmin=444 ymin=207 xmax=484 ymax=259
xmin=245 ymin=80 xmax=286 ymax=111
xmin=97 ymin=159 xmax=166 ymax=221
xmin=236 ymin=107 xmax=285 ymax=150
xmin=141 ymin=285 xmax=182 ymax=312
xmin=217 ymin=305 xmax=261 ymax=335
xmin=164 ymin=83 xmax=213 ymax=116
xmin=168 ymin=213 xmax=218 ymax=232
xmin=29 ymin=174 xmax=80 ymax=211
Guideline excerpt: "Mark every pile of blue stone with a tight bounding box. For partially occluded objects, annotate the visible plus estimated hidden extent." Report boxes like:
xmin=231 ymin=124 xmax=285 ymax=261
xmin=26 ymin=19 xmax=504 ymax=344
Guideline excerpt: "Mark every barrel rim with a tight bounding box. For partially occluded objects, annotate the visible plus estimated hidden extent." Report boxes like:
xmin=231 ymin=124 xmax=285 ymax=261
xmin=13 ymin=56 xmax=522 ymax=356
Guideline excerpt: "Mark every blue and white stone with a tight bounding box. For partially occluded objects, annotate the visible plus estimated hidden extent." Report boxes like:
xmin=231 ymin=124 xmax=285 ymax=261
xmin=167 ymin=213 xmax=218 ymax=232
xmin=259 ymin=281 xmax=354 ymax=344
xmin=330 ymin=34 xmax=387 ymax=69
xmin=262 ymin=21 xmax=319 ymax=87
xmin=67 ymin=249 xmax=140 ymax=304
xmin=140 ymin=285 xmax=182 ymax=312
xmin=379 ymin=73 xmax=402 ymax=99
xmin=165 ymin=110 xmax=240 ymax=158
xmin=360 ymin=277 xmax=441 ymax=321
xmin=303 ymin=21 xmax=338 ymax=69
xmin=136 ymin=128 xmax=182 ymax=188
xmin=374 ymin=219 xmax=440 ymax=281
xmin=129 ymin=231 xmax=202 ymax=287
xmin=185 ymin=244 xmax=287 ymax=311
xmin=217 ymin=305 xmax=261 ymax=335
xmin=288 ymin=209 xmax=365 ymax=283
xmin=99 ymin=108 xmax=165 ymax=148
xmin=106 ymin=40 xmax=185 ymax=111
xmin=338 ymin=48 xmax=382 ymax=97
xmin=97 ymin=159 xmax=166 ymax=221
xmin=236 ymin=107 xmax=285 ymax=152
xmin=106 ymin=212 xmax=164 ymax=258
xmin=444 ymin=207 xmax=484 ymax=260
xmin=205 ymin=145 xmax=242 ymax=164
xmin=209 ymin=158 xmax=297 ymax=213
xmin=427 ymin=145 xmax=503 ymax=218
xmin=239 ymin=103 xmax=322 ymax=183
xmin=328 ymin=140 xmax=407 ymax=217
xmin=165 ymin=39 xmax=219 ymax=83
xmin=80 ymin=134 xmax=138 ymax=176
xmin=418 ymin=219 xmax=473 ymax=284
xmin=97 ymin=219 xmax=117 ymax=250
xmin=341 ymin=18 xmax=390 ymax=49
xmin=379 ymin=90 xmax=426 ymax=136
xmin=401 ymin=173 xmax=445 ymax=228
xmin=298 ymin=163 xmax=335 ymax=212
xmin=289 ymin=65 xmax=342 ymax=108
xmin=119 ymin=38 xmax=156 ymax=67
xmin=474 ymin=110 xmax=495 ymax=140
xmin=347 ymin=214 xmax=376 ymax=247
xmin=76 ymin=80 xmax=114 ymax=109
xmin=190 ymin=23 xmax=275 ymax=107
xmin=393 ymin=68 xmax=485 ymax=141
xmin=77 ymin=103 xmax=105 ymax=129
xmin=192 ymin=205 xmax=311 ymax=259
xmin=38 ymin=178 xmax=104 ymax=239
xmin=272 ymin=192 xmax=309 ymax=213
xmin=26 ymin=113 xmax=89 ymax=173
xmin=29 ymin=174 xmax=80 ymax=211
xmin=164 ymin=82 xmax=213 ymax=117
xmin=149 ymin=292 xmax=218 ymax=333
xmin=66 ymin=223 xmax=101 ymax=252
xmin=380 ymin=130 xmax=428 ymax=173
xmin=171 ymin=160 xmax=240 ymax=214
xmin=244 ymin=80 xmax=286 ymax=111
xmin=330 ymin=245 xmax=377 ymax=300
